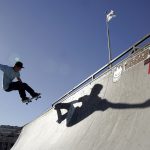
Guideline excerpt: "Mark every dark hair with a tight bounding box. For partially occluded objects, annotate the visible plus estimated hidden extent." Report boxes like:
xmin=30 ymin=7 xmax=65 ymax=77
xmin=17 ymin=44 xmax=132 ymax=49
xmin=14 ymin=61 xmax=24 ymax=68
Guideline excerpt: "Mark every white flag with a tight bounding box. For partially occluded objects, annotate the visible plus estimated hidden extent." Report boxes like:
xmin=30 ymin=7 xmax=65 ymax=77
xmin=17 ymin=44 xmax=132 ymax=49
xmin=106 ymin=10 xmax=116 ymax=22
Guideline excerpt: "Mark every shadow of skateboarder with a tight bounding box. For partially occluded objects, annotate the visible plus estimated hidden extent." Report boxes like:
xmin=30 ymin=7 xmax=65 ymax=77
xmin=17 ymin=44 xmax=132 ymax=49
xmin=54 ymin=84 xmax=150 ymax=127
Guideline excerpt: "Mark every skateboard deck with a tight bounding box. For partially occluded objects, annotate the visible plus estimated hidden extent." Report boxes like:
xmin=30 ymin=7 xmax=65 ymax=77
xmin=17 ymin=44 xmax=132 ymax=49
xmin=23 ymin=94 xmax=41 ymax=105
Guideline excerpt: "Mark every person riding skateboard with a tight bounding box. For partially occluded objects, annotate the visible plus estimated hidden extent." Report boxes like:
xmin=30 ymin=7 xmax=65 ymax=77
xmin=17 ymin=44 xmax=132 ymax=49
xmin=0 ymin=61 xmax=40 ymax=102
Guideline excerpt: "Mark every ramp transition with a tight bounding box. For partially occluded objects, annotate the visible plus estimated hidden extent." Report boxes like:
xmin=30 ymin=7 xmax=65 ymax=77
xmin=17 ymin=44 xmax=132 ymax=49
xmin=12 ymin=35 xmax=150 ymax=150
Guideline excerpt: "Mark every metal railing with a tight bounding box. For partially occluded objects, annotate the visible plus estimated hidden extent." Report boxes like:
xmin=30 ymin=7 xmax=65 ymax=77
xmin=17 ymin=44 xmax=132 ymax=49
xmin=52 ymin=33 xmax=150 ymax=106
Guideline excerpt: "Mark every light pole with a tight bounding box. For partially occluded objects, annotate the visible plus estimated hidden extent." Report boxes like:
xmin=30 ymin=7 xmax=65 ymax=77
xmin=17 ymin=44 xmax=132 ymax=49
xmin=106 ymin=10 xmax=116 ymax=68
xmin=106 ymin=15 xmax=112 ymax=68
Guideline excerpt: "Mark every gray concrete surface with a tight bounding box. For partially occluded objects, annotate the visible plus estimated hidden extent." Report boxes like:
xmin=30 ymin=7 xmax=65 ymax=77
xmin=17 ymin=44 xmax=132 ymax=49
xmin=12 ymin=45 xmax=150 ymax=150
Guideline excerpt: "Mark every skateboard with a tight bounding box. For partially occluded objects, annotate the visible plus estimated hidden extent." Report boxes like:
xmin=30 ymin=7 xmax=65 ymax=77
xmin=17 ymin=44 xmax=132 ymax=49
xmin=23 ymin=94 xmax=41 ymax=105
xmin=53 ymin=102 xmax=80 ymax=125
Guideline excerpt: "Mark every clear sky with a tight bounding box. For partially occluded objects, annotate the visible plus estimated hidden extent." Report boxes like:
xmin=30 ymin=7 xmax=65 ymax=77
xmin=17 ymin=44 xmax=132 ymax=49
xmin=0 ymin=0 xmax=149 ymax=126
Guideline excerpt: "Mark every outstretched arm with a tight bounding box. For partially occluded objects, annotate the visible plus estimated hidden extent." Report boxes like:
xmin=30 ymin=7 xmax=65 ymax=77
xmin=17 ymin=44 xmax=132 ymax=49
xmin=109 ymin=99 xmax=150 ymax=109
xmin=17 ymin=77 xmax=22 ymax=82
xmin=0 ymin=64 xmax=8 ymax=72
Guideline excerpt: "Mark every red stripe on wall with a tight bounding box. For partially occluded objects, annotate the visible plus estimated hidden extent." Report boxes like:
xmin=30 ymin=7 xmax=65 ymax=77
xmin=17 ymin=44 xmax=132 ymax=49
xmin=148 ymin=63 xmax=150 ymax=74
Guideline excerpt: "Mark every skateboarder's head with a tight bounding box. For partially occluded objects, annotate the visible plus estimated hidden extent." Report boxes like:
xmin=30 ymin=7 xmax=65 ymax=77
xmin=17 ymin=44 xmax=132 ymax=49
xmin=14 ymin=61 xmax=24 ymax=72
xmin=90 ymin=84 xmax=103 ymax=97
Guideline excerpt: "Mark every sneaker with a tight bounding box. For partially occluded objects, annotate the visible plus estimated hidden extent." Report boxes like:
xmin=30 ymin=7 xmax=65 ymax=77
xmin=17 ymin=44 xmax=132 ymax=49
xmin=32 ymin=93 xmax=41 ymax=98
xmin=22 ymin=97 xmax=30 ymax=103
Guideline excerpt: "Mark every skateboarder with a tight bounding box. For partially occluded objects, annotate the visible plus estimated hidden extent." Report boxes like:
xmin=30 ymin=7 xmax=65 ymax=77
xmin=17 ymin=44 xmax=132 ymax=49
xmin=0 ymin=61 xmax=40 ymax=102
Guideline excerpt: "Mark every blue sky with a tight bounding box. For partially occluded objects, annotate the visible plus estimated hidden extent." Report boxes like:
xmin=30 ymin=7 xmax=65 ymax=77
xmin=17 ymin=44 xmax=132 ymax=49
xmin=0 ymin=0 xmax=149 ymax=126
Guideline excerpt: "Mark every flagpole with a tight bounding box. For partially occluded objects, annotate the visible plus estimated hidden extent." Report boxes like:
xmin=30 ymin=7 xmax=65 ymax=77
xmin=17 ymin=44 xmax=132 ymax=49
xmin=106 ymin=11 xmax=112 ymax=68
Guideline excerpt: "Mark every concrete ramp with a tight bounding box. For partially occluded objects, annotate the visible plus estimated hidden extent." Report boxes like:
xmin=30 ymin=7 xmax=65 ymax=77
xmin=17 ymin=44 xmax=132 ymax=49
xmin=12 ymin=39 xmax=150 ymax=150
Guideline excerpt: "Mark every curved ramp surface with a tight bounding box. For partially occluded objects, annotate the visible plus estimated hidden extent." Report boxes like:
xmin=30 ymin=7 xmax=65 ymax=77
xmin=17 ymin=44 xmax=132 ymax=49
xmin=12 ymin=46 xmax=150 ymax=150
